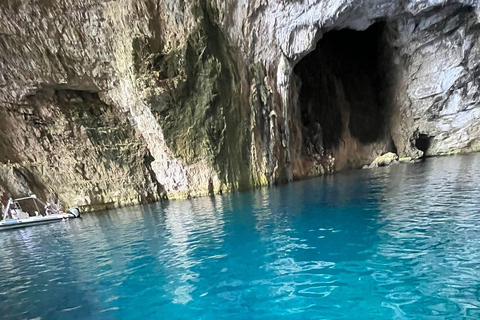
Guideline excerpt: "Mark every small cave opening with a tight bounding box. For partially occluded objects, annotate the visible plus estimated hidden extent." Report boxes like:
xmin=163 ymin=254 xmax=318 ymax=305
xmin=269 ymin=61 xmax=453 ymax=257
xmin=293 ymin=21 xmax=395 ymax=160
xmin=415 ymin=134 xmax=433 ymax=157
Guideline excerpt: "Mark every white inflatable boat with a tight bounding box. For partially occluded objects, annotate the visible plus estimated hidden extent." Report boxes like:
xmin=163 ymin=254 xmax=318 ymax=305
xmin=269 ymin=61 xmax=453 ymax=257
xmin=0 ymin=195 xmax=80 ymax=231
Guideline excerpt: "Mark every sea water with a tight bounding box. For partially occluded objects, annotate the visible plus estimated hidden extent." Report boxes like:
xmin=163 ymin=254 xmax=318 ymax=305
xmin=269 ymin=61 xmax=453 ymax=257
xmin=1 ymin=154 xmax=480 ymax=319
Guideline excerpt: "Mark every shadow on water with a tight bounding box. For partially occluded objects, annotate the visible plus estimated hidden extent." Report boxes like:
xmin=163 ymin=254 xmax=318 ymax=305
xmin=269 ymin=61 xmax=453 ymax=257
xmin=0 ymin=227 xmax=100 ymax=319
xmin=0 ymin=154 xmax=479 ymax=319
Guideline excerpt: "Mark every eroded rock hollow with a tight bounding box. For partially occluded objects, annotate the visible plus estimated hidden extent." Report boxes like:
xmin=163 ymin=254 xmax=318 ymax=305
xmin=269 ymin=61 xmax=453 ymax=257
xmin=294 ymin=22 xmax=395 ymax=171
xmin=0 ymin=0 xmax=479 ymax=210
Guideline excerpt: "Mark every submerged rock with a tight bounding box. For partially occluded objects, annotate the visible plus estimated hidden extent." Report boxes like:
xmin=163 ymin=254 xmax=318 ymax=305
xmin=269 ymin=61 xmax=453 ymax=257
xmin=399 ymin=157 xmax=413 ymax=163
xmin=0 ymin=0 xmax=479 ymax=209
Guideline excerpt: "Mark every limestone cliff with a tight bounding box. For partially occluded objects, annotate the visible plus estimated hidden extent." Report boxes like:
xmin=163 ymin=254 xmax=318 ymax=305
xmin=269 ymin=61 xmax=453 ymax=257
xmin=0 ymin=0 xmax=479 ymax=210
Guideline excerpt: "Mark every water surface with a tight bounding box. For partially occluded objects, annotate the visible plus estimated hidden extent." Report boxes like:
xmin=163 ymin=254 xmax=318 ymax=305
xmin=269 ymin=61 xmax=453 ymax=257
xmin=1 ymin=154 xmax=480 ymax=319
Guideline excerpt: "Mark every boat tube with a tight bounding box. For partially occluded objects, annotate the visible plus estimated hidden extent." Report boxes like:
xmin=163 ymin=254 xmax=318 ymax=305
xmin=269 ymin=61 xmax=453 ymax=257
xmin=0 ymin=195 xmax=81 ymax=231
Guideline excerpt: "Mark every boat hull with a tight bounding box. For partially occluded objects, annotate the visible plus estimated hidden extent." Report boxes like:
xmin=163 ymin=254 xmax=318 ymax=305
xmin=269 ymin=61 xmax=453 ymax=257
xmin=0 ymin=214 xmax=78 ymax=231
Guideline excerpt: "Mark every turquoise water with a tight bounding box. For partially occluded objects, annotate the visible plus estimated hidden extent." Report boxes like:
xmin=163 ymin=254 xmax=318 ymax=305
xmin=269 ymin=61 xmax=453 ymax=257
xmin=1 ymin=155 xmax=480 ymax=319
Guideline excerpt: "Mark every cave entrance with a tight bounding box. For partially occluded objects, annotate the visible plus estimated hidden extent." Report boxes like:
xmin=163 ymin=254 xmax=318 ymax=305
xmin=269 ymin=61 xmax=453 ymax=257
xmin=415 ymin=134 xmax=433 ymax=157
xmin=294 ymin=22 xmax=394 ymax=161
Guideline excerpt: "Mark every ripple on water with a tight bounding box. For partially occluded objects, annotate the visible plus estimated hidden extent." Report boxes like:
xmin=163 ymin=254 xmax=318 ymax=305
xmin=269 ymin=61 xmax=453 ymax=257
xmin=1 ymin=155 xmax=480 ymax=319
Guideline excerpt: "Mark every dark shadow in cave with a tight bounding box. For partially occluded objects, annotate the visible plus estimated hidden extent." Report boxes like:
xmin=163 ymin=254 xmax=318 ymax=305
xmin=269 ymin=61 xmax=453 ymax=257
xmin=415 ymin=134 xmax=433 ymax=157
xmin=294 ymin=22 xmax=394 ymax=155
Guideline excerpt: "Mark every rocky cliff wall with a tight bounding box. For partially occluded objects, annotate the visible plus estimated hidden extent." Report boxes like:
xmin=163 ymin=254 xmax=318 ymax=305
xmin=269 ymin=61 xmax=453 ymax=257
xmin=0 ymin=0 xmax=479 ymax=210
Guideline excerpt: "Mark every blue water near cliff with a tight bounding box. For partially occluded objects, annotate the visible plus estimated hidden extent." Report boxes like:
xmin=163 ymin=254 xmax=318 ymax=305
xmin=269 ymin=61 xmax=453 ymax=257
xmin=1 ymin=154 xmax=480 ymax=319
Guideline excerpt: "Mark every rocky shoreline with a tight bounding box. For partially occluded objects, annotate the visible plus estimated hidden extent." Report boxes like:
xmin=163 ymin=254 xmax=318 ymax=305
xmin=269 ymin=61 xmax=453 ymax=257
xmin=363 ymin=152 xmax=416 ymax=169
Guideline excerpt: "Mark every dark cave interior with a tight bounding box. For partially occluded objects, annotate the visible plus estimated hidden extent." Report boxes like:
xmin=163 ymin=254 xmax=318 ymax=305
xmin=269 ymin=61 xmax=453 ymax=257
xmin=415 ymin=133 xmax=433 ymax=156
xmin=294 ymin=22 xmax=394 ymax=156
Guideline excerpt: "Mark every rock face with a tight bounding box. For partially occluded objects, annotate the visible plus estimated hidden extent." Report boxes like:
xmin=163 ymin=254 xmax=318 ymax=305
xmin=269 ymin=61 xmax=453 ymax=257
xmin=0 ymin=0 xmax=479 ymax=209
xmin=368 ymin=152 xmax=399 ymax=168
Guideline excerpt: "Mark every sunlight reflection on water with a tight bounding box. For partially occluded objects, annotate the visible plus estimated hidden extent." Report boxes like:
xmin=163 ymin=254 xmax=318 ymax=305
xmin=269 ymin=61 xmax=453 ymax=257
xmin=0 ymin=154 xmax=480 ymax=319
